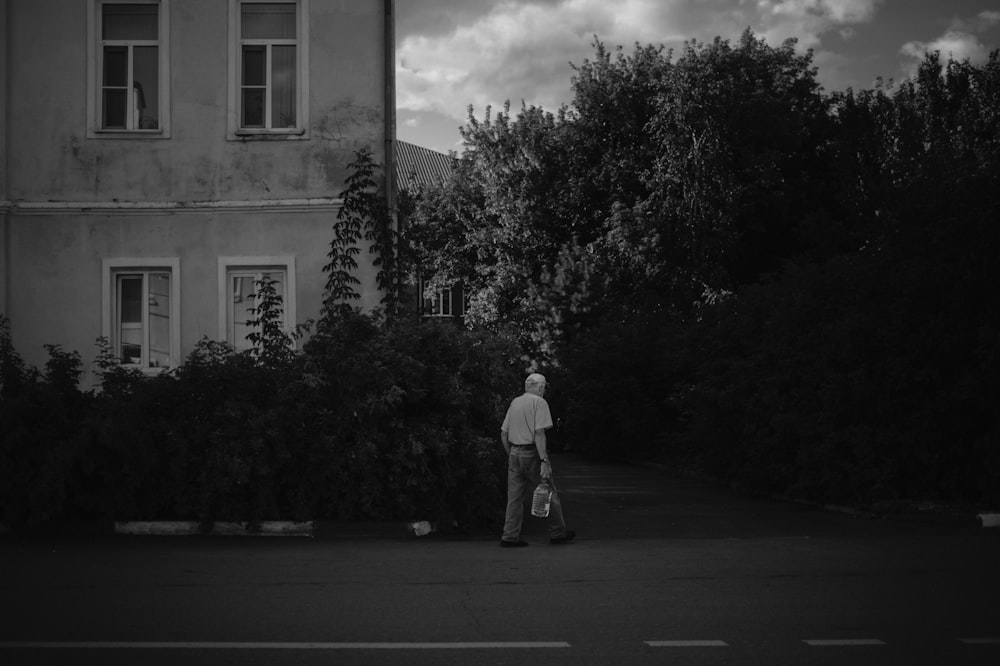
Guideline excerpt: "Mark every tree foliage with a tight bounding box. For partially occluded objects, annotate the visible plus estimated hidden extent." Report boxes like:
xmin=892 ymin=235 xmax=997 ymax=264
xmin=405 ymin=35 xmax=1000 ymax=507
xmin=407 ymin=31 xmax=833 ymax=361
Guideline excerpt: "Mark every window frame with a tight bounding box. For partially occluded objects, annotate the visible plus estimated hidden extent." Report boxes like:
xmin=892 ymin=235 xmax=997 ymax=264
xmin=227 ymin=0 xmax=310 ymax=139
xmin=102 ymin=258 xmax=181 ymax=372
xmin=419 ymin=280 xmax=466 ymax=318
xmin=218 ymin=256 xmax=297 ymax=349
xmin=87 ymin=0 xmax=171 ymax=138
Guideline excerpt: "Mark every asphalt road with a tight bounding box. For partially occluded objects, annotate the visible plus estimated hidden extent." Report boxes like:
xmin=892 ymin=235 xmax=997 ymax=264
xmin=2 ymin=454 xmax=999 ymax=665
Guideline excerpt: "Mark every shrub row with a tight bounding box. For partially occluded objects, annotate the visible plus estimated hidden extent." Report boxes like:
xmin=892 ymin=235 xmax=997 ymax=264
xmin=0 ymin=313 xmax=523 ymax=531
xmin=552 ymin=234 xmax=1000 ymax=509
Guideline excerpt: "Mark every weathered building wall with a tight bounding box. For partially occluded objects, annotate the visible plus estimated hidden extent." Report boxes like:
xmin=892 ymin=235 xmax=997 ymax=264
xmin=6 ymin=207 xmax=381 ymax=372
xmin=6 ymin=0 xmax=389 ymax=202
xmin=1 ymin=0 xmax=8 ymax=317
xmin=2 ymin=0 xmax=394 ymax=382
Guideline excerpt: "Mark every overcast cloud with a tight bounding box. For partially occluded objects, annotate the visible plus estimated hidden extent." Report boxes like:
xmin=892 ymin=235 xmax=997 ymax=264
xmin=901 ymin=10 xmax=1000 ymax=73
xmin=395 ymin=1 xmax=999 ymax=151
xmin=399 ymin=1 xmax=883 ymax=116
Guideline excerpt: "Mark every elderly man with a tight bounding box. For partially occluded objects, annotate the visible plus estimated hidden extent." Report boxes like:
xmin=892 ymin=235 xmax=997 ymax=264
xmin=499 ymin=373 xmax=575 ymax=547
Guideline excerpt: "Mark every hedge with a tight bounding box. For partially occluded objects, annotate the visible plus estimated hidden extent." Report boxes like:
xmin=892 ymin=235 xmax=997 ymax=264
xmin=0 ymin=313 xmax=524 ymax=531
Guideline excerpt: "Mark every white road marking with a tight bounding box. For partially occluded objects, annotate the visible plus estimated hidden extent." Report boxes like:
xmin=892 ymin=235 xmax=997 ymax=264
xmin=6 ymin=638 xmax=994 ymax=650
xmin=803 ymin=639 xmax=886 ymax=646
xmin=0 ymin=642 xmax=571 ymax=650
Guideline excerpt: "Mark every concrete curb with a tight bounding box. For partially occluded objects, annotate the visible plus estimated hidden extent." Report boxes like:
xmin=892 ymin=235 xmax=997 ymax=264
xmin=979 ymin=513 xmax=1000 ymax=528
xmin=114 ymin=521 xmax=314 ymax=537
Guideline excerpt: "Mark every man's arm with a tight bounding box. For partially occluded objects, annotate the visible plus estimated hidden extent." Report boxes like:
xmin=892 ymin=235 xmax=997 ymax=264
xmin=534 ymin=428 xmax=552 ymax=478
xmin=500 ymin=429 xmax=510 ymax=455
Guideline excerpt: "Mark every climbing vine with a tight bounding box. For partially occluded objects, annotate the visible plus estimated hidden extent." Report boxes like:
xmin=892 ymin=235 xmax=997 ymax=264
xmin=245 ymin=274 xmax=294 ymax=369
xmin=320 ymin=148 xmax=398 ymax=329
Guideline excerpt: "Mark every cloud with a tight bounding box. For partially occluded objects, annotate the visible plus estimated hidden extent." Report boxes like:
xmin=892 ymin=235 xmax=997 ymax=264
xmin=396 ymin=0 xmax=884 ymax=123
xmin=900 ymin=10 xmax=998 ymax=72
xmin=978 ymin=10 xmax=1000 ymax=25
xmin=745 ymin=0 xmax=883 ymax=50
xmin=901 ymin=30 xmax=991 ymax=65
xmin=397 ymin=0 xmax=564 ymax=40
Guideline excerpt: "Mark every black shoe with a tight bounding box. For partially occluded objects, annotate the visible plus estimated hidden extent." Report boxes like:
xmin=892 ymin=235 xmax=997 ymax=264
xmin=500 ymin=539 xmax=529 ymax=548
xmin=550 ymin=530 xmax=576 ymax=545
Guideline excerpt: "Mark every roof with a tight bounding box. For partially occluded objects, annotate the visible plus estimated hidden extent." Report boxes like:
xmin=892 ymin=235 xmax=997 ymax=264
xmin=396 ymin=140 xmax=456 ymax=191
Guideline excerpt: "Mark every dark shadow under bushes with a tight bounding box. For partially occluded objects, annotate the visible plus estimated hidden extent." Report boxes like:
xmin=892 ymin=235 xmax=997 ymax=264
xmin=0 ymin=314 xmax=523 ymax=531
xmin=552 ymin=239 xmax=1000 ymax=510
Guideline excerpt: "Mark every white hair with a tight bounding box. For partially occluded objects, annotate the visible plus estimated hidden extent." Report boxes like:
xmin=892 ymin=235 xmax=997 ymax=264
xmin=525 ymin=373 xmax=546 ymax=390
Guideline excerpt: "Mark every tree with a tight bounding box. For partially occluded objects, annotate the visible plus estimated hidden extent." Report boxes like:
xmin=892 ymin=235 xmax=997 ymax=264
xmin=407 ymin=31 xmax=831 ymax=362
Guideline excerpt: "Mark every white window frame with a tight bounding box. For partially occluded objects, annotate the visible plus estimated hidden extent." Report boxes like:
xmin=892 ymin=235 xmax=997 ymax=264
xmin=218 ymin=256 xmax=297 ymax=349
xmin=419 ymin=280 xmax=466 ymax=318
xmin=102 ymin=258 xmax=181 ymax=372
xmin=87 ymin=0 xmax=171 ymax=138
xmin=227 ymin=0 xmax=310 ymax=139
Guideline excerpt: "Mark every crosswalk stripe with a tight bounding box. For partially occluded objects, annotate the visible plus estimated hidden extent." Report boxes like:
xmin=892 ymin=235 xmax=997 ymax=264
xmin=646 ymin=640 xmax=728 ymax=647
xmin=803 ymin=639 xmax=886 ymax=646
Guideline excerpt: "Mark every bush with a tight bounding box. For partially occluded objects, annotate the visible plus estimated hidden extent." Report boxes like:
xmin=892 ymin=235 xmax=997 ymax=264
xmin=550 ymin=230 xmax=1000 ymax=509
xmin=660 ymin=247 xmax=1000 ymax=507
xmin=0 ymin=312 xmax=523 ymax=530
xmin=301 ymin=313 xmax=521 ymax=525
xmin=0 ymin=319 xmax=97 ymax=526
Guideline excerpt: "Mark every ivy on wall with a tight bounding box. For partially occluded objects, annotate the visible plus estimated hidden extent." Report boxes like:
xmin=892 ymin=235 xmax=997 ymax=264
xmin=321 ymin=148 xmax=398 ymax=328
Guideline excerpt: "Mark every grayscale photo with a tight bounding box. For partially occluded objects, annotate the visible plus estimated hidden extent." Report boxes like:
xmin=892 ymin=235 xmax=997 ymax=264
xmin=2 ymin=1 xmax=999 ymax=663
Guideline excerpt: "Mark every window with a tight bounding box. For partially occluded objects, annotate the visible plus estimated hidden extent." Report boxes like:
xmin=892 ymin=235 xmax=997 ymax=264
xmin=229 ymin=269 xmax=286 ymax=351
xmin=218 ymin=257 xmax=296 ymax=349
xmin=420 ymin=281 xmax=466 ymax=318
xmin=228 ymin=1 xmax=309 ymax=137
xmin=88 ymin=1 xmax=170 ymax=136
xmin=102 ymin=259 xmax=181 ymax=371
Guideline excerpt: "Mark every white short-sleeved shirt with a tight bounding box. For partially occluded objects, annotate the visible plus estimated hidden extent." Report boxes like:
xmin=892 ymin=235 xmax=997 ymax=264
xmin=501 ymin=392 xmax=553 ymax=445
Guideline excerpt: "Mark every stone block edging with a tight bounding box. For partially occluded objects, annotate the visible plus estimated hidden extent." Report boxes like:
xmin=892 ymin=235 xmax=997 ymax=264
xmin=114 ymin=521 xmax=314 ymax=536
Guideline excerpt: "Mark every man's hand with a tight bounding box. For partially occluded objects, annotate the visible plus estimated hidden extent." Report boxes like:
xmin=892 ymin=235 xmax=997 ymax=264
xmin=541 ymin=460 xmax=552 ymax=479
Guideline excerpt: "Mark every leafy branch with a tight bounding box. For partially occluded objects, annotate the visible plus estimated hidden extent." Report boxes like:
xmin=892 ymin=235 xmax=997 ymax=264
xmin=320 ymin=148 xmax=399 ymax=330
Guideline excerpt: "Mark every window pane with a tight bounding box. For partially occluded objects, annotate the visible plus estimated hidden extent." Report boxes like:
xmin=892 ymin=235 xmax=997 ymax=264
xmin=241 ymin=88 xmax=265 ymax=127
xmin=118 ymin=276 xmax=143 ymax=364
xmin=148 ymin=273 xmax=170 ymax=368
xmin=262 ymin=273 xmax=285 ymax=300
xmin=234 ymin=275 xmax=256 ymax=318
xmin=103 ymin=89 xmax=128 ymax=128
xmin=119 ymin=276 xmax=142 ymax=323
xmin=232 ymin=276 xmax=256 ymax=351
xmin=258 ymin=273 xmax=286 ymax=326
xmin=120 ymin=336 xmax=142 ymax=365
xmin=103 ymin=45 xmax=128 ymax=87
xmin=133 ymin=46 xmax=158 ymax=129
xmin=241 ymin=3 xmax=296 ymax=39
xmin=242 ymin=45 xmax=266 ymax=86
xmin=271 ymin=45 xmax=296 ymax=127
xmin=103 ymin=4 xmax=158 ymax=40
xmin=428 ymin=293 xmax=442 ymax=315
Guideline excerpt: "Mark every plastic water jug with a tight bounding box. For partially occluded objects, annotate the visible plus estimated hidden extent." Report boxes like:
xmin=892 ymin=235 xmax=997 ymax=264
xmin=531 ymin=480 xmax=552 ymax=517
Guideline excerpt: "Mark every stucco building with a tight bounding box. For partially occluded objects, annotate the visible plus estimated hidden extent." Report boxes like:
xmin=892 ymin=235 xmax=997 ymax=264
xmin=0 ymin=0 xmax=396 ymax=382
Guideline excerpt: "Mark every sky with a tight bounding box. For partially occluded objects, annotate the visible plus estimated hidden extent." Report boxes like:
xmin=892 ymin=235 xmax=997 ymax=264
xmin=395 ymin=0 xmax=1000 ymax=154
